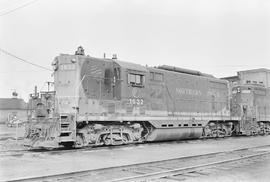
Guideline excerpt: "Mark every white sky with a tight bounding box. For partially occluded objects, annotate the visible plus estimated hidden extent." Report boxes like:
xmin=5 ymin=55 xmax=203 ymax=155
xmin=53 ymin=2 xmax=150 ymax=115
xmin=0 ymin=0 xmax=270 ymax=101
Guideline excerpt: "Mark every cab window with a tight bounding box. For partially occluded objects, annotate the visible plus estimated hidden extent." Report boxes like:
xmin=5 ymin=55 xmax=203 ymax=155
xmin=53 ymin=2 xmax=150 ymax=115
xmin=128 ymin=73 xmax=144 ymax=87
xmin=155 ymin=73 xmax=163 ymax=81
xmin=150 ymin=72 xmax=164 ymax=82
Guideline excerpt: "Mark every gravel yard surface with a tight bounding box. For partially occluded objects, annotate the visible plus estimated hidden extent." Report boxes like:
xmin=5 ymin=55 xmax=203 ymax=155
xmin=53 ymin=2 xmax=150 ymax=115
xmin=0 ymin=124 xmax=270 ymax=181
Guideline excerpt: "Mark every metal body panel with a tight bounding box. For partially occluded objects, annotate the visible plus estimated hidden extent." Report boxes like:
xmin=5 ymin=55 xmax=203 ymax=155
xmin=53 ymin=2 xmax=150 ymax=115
xmin=254 ymin=86 xmax=270 ymax=121
xmin=231 ymin=84 xmax=270 ymax=121
xmin=53 ymin=54 xmax=230 ymax=123
xmin=53 ymin=54 xmax=237 ymax=143
xmin=146 ymin=67 xmax=230 ymax=118
xmin=53 ymin=55 xmax=80 ymax=114
xmin=76 ymin=115 xmax=232 ymax=122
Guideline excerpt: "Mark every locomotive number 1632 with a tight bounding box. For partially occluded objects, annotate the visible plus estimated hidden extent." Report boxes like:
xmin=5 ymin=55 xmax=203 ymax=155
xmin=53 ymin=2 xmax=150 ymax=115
xmin=129 ymin=98 xmax=144 ymax=106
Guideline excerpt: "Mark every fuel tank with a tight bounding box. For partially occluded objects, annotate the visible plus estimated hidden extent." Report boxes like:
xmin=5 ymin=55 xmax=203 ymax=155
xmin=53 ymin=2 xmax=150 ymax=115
xmin=146 ymin=127 xmax=203 ymax=141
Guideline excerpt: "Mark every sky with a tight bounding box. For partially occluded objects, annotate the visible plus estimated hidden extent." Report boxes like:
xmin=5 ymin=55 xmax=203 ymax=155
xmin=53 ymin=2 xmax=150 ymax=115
xmin=0 ymin=0 xmax=270 ymax=101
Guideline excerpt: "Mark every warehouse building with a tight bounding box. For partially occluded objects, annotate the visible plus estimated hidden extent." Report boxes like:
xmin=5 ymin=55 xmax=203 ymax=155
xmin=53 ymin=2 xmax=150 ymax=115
xmin=222 ymin=68 xmax=270 ymax=87
xmin=0 ymin=92 xmax=28 ymax=124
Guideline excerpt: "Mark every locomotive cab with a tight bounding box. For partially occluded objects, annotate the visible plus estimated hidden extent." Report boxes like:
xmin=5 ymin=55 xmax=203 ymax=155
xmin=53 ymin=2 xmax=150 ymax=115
xmin=231 ymin=84 xmax=270 ymax=135
xmin=232 ymin=85 xmax=254 ymax=119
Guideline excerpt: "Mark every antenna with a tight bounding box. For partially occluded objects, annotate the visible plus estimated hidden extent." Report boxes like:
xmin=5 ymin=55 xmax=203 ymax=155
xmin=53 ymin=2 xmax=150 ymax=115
xmin=45 ymin=81 xmax=54 ymax=92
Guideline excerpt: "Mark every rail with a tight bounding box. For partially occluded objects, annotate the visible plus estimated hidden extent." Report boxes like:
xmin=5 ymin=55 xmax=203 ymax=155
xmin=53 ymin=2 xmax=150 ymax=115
xmin=7 ymin=144 xmax=270 ymax=182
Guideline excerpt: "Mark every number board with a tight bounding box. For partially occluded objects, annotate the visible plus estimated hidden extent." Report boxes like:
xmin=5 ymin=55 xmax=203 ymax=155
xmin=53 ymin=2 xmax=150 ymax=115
xmin=129 ymin=98 xmax=144 ymax=106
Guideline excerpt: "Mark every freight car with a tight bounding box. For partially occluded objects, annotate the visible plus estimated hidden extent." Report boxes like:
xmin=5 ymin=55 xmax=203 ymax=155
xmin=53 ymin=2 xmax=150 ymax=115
xmin=24 ymin=47 xmax=269 ymax=148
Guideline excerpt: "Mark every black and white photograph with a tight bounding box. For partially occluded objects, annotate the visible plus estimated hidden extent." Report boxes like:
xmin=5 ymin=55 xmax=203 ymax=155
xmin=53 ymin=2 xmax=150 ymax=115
xmin=0 ymin=0 xmax=270 ymax=181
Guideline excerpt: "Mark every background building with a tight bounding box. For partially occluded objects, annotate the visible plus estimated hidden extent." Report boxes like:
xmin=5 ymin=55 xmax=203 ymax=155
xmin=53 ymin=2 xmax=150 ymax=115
xmin=0 ymin=92 xmax=28 ymax=124
xmin=238 ymin=68 xmax=270 ymax=87
xmin=222 ymin=68 xmax=270 ymax=87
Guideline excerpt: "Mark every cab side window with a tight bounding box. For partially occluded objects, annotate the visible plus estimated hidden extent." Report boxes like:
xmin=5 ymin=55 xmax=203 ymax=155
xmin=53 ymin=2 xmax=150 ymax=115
xmin=150 ymin=72 xmax=164 ymax=82
xmin=128 ymin=73 xmax=145 ymax=87
xmin=155 ymin=73 xmax=163 ymax=81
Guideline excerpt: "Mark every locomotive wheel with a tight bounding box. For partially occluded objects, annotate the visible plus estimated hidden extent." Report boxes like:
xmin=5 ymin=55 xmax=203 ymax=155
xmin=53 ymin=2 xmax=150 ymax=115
xmin=122 ymin=134 xmax=129 ymax=144
xmin=218 ymin=129 xmax=226 ymax=137
xmin=103 ymin=135 xmax=111 ymax=145
xmin=101 ymin=133 xmax=130 ymax=146
xmin=212 ymin=130 xmax=218 ymax=138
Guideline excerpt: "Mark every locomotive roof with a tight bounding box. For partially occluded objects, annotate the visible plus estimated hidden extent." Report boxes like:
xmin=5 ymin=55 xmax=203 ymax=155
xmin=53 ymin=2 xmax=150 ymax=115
xmin=156 ymin=65 xmax=214 ymax=78
xmin=233 ymin=83 xmax=267 ymax=89
xmin=58 ymin=54 xmax=148 ymax=72
xmin=57 ymin=54 xmax=222 ymax=80
xmin=148 ymin=66 xmax=223 ymax=81
xmin=114 ymin=60 xmax=148 ymax=72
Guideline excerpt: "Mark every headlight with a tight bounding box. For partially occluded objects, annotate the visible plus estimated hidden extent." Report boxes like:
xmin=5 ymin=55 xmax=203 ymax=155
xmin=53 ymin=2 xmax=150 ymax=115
xmin=71 ymin=58 xmax=76 ymax=63
xmin=52 ymin=59 xmax=59 ymax=71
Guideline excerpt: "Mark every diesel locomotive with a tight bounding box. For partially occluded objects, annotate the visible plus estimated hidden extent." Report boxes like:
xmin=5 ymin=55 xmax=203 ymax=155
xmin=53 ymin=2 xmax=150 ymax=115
xmin=25 ymin=47 xmax=270 ymax=148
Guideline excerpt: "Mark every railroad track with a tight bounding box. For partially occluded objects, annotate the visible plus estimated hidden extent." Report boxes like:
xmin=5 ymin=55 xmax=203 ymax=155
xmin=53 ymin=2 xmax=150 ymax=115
xmin=0 ymin=135 xmax=255 ymax=157
xmin=0 ymin=137 xmax=223 ymax=157
xmin=112 ymin=149 xmax=270 ymax=182
xmin=8 ymin=144 xmax=270 ymax=182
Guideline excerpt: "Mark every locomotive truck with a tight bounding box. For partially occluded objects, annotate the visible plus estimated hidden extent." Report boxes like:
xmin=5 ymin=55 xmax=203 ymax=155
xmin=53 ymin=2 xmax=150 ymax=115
xmin=25 ymin=48 xmax=270 ymax=148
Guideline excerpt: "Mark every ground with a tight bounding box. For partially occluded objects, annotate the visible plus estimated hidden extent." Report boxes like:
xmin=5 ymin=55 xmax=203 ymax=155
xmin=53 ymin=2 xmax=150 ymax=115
xmin=0 ymin=123 xmax=26 ymax=151
xmin=184 ymin=155 xmax=270 ymax=182
xmin=0 ymin=124 xmax=270 ymax=181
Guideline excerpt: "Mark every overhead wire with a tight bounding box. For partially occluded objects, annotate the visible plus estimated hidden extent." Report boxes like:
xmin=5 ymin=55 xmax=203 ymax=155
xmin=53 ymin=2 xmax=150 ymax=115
xmin=0 ymin=48 xmax=52 ymax=71
xmin=0 ymin=0 xmax=21 ymax=12
xmin=0 ymin=0 xmax=39 ymax=17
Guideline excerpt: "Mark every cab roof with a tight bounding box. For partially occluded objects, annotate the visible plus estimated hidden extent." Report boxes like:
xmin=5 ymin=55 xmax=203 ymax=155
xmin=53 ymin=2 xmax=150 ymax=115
xmin=114 ymin=60 xmax=147 ymax=72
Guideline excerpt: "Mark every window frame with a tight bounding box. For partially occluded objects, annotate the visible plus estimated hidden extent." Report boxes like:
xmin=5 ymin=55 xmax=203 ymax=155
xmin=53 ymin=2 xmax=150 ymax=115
xmin=155 ymin=72 xmax=164 ymax=81
xmin=150 ymin=72 xmax=164 ymax=82
xmin=127 ymin=73 xmax=145 ymax=87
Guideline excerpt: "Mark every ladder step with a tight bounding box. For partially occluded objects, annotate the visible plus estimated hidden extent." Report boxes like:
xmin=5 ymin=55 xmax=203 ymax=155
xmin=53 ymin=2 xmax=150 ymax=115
xmin=60 ymin=130 xmax=72 ymax=133
xmin=60 ymin=136 xmax=74 ymax=142
xmin=60 ymin=122 xmax=70 ymax=125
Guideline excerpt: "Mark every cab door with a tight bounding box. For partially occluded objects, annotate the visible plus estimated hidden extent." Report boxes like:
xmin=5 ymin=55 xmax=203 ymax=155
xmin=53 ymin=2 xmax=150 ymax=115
xmin=113 ymin=65 xmax=121 ymax=100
